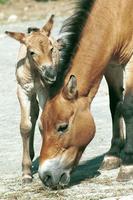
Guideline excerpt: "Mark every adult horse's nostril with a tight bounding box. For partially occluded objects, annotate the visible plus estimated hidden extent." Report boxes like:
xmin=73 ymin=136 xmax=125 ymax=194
xmin=59 ymin=173 xmax=70 ymax=186
xmin=43 ymin=174 xmax=53 ymax=187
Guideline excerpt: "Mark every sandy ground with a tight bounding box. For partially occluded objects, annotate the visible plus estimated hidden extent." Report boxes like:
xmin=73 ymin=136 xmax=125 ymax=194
xmin=0 ymin=0 xmax=75 ymax=24
xmin=0 ymin=4 xmax=133 ymax=200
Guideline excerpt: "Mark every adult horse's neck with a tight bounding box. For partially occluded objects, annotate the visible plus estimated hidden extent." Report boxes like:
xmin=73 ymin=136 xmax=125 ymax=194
xmin=65 ymin=1 xmax=116 ymax=98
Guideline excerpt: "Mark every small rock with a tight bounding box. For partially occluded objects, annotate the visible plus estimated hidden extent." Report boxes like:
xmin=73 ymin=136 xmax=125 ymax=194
xmin=7 ymin=14 xmax=18 ymax=23
xmin=0 ymin=34 xmax=6 ymax=39
xmin=0 ymin=12 xmax=5 ymax=20
xmin=24 ymin=6 xmax=29 ymax=12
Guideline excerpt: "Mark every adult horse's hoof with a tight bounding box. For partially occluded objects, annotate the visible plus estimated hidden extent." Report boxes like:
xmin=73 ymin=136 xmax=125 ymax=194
xmin=22 ymin=175 xmax=32 ymax=184
xmin=100 ymin=155 xmax=121 ymax=170
xmin=117 ymin=165 xmax=133 ymax=181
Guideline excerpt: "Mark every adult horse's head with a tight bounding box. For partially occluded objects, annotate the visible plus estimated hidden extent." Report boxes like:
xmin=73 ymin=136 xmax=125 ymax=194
xmin=5 ymin=15 xmax=60 ymax=84
xmin=39 ymin=75 xmax=95 ymax=188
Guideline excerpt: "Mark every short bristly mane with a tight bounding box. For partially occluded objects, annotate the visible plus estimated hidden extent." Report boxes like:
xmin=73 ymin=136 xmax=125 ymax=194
xmin=50 ymin=0 xmax=95 ymax=97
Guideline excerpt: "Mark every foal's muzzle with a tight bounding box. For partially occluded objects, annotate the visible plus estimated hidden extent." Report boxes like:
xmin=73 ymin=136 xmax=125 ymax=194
xmin=41 ymin=66 xmax=57 ymax=84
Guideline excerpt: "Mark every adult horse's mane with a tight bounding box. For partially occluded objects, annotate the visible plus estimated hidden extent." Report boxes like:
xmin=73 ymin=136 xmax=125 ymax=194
xmin=50 ymin=0 xmax=95 ymax=97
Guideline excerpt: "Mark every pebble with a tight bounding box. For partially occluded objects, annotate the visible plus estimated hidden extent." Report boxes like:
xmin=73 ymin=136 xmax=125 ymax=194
xmin=0 ymin=12 xmax=4 ymax=20
xmin=7 ymin=14 xmax=18 ymax=23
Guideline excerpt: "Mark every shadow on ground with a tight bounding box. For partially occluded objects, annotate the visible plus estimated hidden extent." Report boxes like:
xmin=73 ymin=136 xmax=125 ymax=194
xmin=32 ymin=154 xmax=105 ymax=187
xmin=32 ymin=157 xmax=39 ymax=175
xmin=70 ymin=154 xmax=104 ymax=186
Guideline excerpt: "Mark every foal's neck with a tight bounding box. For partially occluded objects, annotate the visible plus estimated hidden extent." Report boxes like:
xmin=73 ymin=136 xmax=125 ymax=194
xmin=17 ymin=44 xmax=36 ymax=83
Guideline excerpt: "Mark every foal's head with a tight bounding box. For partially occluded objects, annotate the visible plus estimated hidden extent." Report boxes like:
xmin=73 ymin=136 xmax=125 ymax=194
xmin=5 ymin=15 xmax=60 ymax=84
xmin=39 ymin=75 xmax=95 ymax=188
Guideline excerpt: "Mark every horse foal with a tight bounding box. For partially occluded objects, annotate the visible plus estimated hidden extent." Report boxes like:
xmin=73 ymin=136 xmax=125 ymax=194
xmin=5 ymin=15 xmax=60 ymax=183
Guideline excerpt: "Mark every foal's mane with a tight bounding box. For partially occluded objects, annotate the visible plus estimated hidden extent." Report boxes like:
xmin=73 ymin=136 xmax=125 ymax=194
xmin=50 ymin=0 xmax=95 ymax=97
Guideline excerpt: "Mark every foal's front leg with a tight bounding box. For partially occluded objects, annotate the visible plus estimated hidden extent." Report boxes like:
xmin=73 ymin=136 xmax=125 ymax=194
xmin=17 ymin=84 xmax=38 ymax=183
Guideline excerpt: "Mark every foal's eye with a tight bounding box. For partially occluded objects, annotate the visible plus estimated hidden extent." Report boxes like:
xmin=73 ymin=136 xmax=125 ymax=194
xmin=57 ymin=123 xmax=69 ymax=133
xmin=50 ymin=47 xmax=54 ymax=53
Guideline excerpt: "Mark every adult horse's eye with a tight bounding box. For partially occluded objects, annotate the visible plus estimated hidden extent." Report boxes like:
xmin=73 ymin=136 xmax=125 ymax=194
xmin=57 ymin=123 xmax=69 ymax=133
xmin=30 ymin=51 xmax=35 ymax=56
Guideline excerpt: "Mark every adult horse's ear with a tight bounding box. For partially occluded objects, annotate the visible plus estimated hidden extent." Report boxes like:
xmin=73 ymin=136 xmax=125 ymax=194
xmin=63 ymin=75 xmax=78 ymax=100
xmin=5 ymin=31 xmax=26 ymax=44
xmin=41 ymin=15 xmax=54 ymax=36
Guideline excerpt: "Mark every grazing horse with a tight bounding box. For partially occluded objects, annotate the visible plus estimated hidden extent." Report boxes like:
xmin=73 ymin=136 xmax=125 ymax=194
xmin=5 ymin=15 xmax=60 ymax=183
xmin=38 ymin=0 xmax=133 ymax=188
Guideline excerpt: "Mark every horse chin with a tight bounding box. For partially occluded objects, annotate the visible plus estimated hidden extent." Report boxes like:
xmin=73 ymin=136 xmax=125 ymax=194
xmin=45 ymin=79 xmax=56 ymax=85
xmin=41 ymin=75 xmax=56 ymax=85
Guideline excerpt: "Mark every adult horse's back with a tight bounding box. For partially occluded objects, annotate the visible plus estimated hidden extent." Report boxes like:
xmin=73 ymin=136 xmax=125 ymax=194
xmin=39 ymin=0 xmax=133 ymax=188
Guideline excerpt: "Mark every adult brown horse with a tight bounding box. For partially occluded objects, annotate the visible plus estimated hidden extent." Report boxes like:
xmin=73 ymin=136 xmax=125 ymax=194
xmin=39 ymin=0 xmax=133 ymax=188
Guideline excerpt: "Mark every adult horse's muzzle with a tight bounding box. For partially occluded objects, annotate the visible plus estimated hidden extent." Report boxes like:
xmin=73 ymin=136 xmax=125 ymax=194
xmin=41 ymin=66 xmax=57 ymax=84
xmin=38 ymin=157 xmax=71 ymax=189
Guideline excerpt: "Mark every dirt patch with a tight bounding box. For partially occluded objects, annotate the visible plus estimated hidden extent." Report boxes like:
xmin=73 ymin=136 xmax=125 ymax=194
xmin=0 ymin=0 xmax=75 ymax=24
xmin=0 ymin=175 xmax=65 ymax=200
xmin=1 ymin=166 xmax=133 ymax=200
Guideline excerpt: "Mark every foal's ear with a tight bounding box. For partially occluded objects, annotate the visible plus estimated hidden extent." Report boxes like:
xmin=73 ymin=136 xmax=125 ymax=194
xmin=41 ymin=15 xmax=54 ymax=36
xmin=63 ymin=75 xmax=78 ymax=100
xmin=5 ymin=31 xmax=26 ymax=44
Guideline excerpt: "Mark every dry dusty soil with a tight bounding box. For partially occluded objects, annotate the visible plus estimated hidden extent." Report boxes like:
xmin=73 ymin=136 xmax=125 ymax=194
xmin=0 ymin=1 xmax=133 ymax=200
xmin=0 ymin=0 xmax=74 ymax=24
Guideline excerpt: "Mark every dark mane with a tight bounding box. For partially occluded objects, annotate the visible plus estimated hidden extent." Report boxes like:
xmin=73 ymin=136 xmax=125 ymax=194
xmin=50 ymin=0 xmax=95 ymax=97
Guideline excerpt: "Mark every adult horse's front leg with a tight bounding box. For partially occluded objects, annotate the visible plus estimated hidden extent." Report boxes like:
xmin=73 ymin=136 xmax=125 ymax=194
xmin=101 ymin=64 xmax=124 ymax=170
xmin=118 ymin=60 xmax=133 ymax=181
xmin=17 ymin=85 xmax=39 ymax=183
